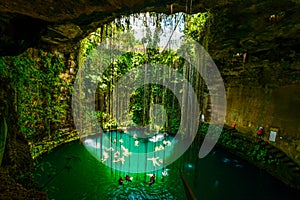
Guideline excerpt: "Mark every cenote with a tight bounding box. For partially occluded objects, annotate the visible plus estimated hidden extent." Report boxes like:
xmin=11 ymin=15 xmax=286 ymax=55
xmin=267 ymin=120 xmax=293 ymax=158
xmin=35 ymin=131 xmax=300 ymax=200
xmin=1 ymin=1 xmax=300 ymax=199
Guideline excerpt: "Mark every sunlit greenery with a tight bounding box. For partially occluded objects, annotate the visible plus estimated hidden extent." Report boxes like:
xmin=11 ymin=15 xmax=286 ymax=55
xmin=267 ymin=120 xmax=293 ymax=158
xmin=0 ymin=50 xmax=72 ymax=144
xmin=0 ymin=12 xmax=211 ymax=156
xmin=78 ymin=12 xmax=210 ymax=134
xmin=184 ymin=12 xmax=212 ymax=46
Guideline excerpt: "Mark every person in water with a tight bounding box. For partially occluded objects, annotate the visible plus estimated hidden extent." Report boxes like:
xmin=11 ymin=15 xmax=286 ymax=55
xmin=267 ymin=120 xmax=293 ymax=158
xmin=162 ymin=170 xmax=168 ymax=177
xmin=118 ymin=177 xmax=124 ymax=186
xmin=148 ymin=174 xmax=155 ymax=185
xmin=125 ymin=175 xmax=132 ymax=182
xmin=147 ymin=157 xmax=161 ymax=167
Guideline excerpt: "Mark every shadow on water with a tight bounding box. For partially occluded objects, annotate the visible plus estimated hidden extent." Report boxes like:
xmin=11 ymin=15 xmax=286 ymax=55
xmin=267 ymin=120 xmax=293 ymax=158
xmin=35 ymin=132 xmax=300 ymax=200
xmin=179 ymin=143 xmax=300 ymax=200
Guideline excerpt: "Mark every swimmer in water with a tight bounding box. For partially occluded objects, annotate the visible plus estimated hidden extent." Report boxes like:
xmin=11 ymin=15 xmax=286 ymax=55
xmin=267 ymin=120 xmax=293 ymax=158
xmin=101 ymin=151 xmax=109 ymax=162
xmin=113 ymin=156 xmax=125 ymax=164
xmin=147 ymin=174 xmax=155 ymax=185
xmin=162 ymin=170 xmax=168 ymax=177
xmin=125 ymin=175 xmax=132 ymax=182
xmin=118 ymin=177 xmax=124 ymax=186
xmin=134 ymin=140 xmax=139 ymax=146
xmin=147 ymin=157 xmax=161 ymax=167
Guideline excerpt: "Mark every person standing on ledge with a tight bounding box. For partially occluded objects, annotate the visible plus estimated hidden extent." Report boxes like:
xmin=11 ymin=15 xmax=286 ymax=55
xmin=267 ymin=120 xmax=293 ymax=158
xmin=257 ymin=126 xmax=264 ymax=136
xmin=231 ymin=122 xmax=237 ymax=130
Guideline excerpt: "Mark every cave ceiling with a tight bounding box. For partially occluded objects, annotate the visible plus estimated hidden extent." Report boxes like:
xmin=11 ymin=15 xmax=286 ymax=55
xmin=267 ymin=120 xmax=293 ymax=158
xmin=0 ymin=0 xmax=299 ymax=58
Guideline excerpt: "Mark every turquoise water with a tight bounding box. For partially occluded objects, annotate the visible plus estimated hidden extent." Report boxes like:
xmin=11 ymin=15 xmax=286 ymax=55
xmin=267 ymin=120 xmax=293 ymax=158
xmin=35 ymin=142 xmax=186 ymax=199
xmin=35 ymin=132 xmax=300 ymax=200
xmin=82 ymin=131 xmax=175 ymax=173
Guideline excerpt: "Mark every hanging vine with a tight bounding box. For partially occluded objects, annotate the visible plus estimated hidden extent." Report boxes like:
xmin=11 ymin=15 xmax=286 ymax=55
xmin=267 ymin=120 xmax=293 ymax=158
xmin=0 ymin=49 xmax=75 ymax=157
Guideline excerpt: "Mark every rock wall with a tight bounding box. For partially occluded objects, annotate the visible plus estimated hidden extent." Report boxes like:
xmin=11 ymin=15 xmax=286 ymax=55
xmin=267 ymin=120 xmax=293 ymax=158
xmin=0 ymin=0 xmax=209 ymax=56
xmin=0 ymin=78 xmax=47 ymax=199
xmin=225 ymin=84 xmax=300 ymax=165
xmin=205 ymin=0 xmax=300 ymax=167
xmin=2 ymin=0 xmax=297 ymax=57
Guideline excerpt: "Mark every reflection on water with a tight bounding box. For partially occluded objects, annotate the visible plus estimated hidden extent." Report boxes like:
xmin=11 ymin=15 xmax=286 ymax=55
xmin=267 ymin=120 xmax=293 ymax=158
xmin=35 ymin=132 xmax=300 ymax=200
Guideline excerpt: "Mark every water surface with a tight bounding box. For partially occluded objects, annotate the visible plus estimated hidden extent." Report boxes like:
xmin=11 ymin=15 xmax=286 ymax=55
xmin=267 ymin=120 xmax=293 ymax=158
xmin=35 ymin=132 xmax=300 ymax=200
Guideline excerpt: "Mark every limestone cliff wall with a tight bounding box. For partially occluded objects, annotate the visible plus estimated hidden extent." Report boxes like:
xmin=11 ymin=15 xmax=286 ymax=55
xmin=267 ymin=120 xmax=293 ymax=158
xmin=225 ymin=84 xmax=300 ymax=165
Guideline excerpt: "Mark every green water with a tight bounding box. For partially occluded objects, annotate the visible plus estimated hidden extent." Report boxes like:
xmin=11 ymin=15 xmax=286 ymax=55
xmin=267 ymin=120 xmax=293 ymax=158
xmin=182 ymin=145 xmax=300 ymax=199
xmin=35 ymin=132 xmax=300 ymax=200
xmin=35 ymin=142 xmax=186 ymax=199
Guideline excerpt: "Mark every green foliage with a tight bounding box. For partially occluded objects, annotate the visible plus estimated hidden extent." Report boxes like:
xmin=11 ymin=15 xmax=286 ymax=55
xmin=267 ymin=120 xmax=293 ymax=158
xmin=94 ymin=49 xmax=182 ymax=132
xmin=198 ymin=124 xmax=280 ymax=168
xmin=184 ymin=12 xmax=212 ymax=45
xmin=0 ymin=50 xmax=71 ymax=144
xmin=78 ymin=13 xmax=210 ymax=134
xmin=0 ymin=57 xmax=7 ymax=76
xmin=96 ymin=111 xmax=117 ymax=130
xmin=80 ymin=20 xmax=185 ymax=132
xmin=80 ymin=22 xmax=138 ymax=59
